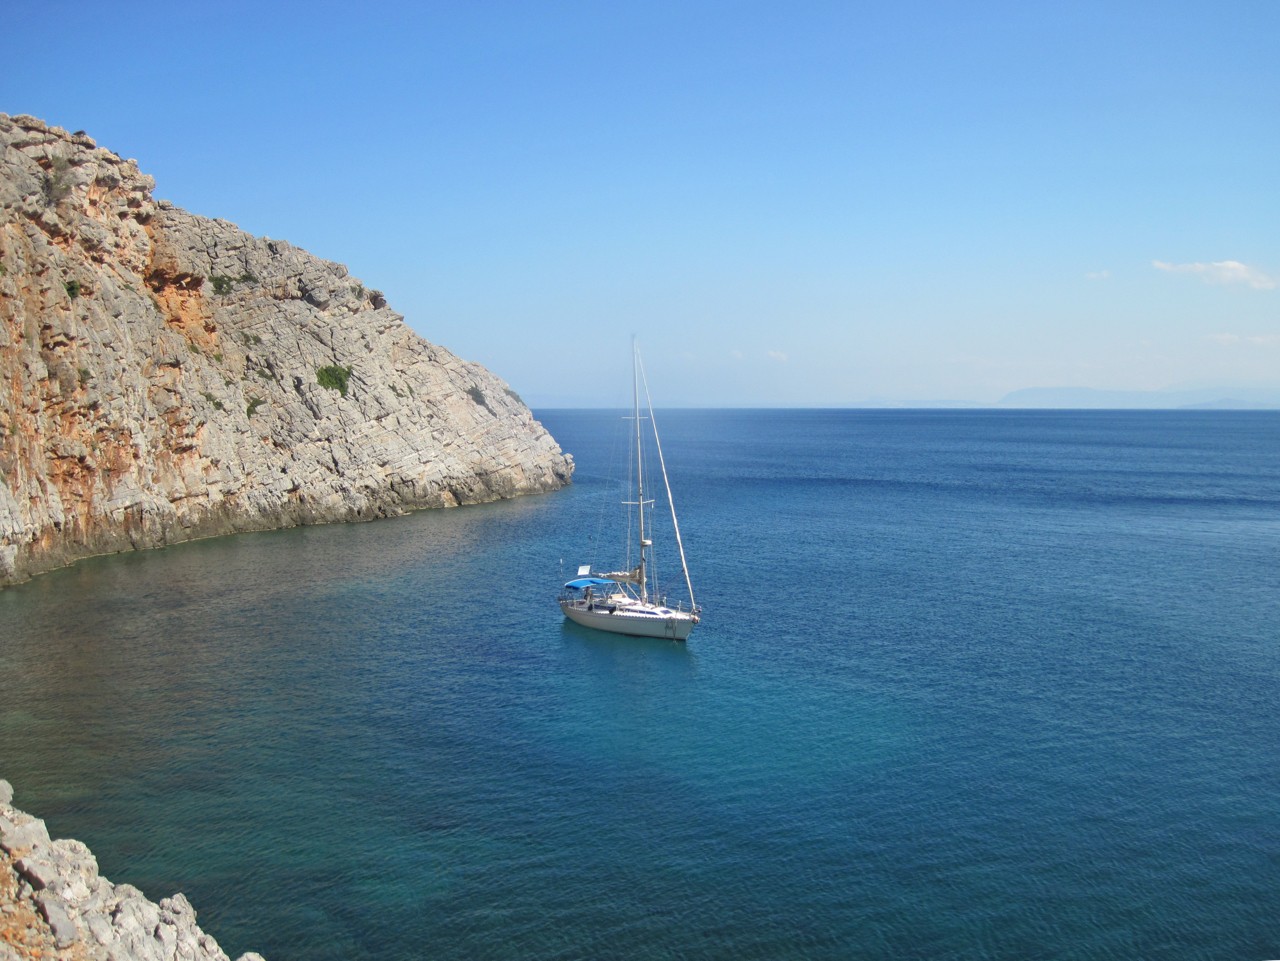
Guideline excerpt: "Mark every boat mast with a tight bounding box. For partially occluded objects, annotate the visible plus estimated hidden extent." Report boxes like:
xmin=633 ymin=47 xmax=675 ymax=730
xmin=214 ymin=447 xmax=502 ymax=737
xmin=632 ymin=336 xmax=649 ymax=602
xmin=636 ymin=349 xmax=698 ymax=613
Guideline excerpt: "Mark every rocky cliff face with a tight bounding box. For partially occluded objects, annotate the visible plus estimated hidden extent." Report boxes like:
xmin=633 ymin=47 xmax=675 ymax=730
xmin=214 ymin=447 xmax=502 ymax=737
xmin=0 ymin=114 xmax=573 ymax=585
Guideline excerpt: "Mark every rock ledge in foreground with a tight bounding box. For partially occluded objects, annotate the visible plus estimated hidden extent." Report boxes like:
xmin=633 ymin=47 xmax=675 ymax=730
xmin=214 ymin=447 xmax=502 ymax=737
xmin=0 ymin=778 xmax=262 ymax=961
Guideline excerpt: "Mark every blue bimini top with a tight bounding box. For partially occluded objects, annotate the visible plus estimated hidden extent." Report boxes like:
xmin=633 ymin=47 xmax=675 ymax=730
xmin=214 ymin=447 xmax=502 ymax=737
xmin=563 ymin=577 xmax=616 ymax=590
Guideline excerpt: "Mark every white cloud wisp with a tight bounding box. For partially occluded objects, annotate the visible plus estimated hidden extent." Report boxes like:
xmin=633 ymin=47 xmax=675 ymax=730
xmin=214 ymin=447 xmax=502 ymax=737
xmin=1153 ymin=260 xmax=1277 ymax=290
xmin=1208 ymin=332 xmax=1280 ymax=347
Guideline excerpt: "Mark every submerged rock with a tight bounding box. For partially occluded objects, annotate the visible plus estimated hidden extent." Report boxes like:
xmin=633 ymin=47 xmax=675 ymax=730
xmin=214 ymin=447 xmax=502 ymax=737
xmin=0 ymin=113 xmax=573 ymax=585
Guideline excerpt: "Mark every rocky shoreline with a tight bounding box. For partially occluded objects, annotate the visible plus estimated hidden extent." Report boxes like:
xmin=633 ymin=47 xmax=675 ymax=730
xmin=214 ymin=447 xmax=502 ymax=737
xmin=0 ymin=779 xmax=259 ymax=961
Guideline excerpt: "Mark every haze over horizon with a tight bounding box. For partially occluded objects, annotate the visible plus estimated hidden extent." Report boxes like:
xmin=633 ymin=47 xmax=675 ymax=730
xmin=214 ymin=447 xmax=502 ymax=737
xmin=8 ymin=1 xmax=1278 ymax=408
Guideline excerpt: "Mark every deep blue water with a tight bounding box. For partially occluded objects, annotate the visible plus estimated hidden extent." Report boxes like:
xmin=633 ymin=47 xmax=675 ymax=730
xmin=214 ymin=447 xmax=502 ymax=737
xmin=2 ymin=410 xmax=1278 ymax=961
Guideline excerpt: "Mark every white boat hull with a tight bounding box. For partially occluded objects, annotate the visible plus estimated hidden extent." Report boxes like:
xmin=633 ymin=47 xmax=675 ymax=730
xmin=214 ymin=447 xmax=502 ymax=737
xmin=560 ymin=600 xmax=697 ymax=640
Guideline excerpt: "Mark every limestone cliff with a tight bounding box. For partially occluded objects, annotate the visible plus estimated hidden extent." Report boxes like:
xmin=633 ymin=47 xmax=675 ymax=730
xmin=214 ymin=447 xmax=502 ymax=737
xmin=0 ymin=114 xmax=573 ymax=585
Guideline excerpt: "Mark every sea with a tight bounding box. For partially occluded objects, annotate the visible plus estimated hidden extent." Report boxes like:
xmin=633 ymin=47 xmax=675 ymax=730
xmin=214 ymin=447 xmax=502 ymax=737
xmin=1 ymin=409 xmax=1278 ymax=961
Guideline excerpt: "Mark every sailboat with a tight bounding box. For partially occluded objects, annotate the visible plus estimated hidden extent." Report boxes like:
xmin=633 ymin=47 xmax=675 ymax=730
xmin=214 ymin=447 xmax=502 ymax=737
xmin=558 ymin=340 xmax=701 ymax=641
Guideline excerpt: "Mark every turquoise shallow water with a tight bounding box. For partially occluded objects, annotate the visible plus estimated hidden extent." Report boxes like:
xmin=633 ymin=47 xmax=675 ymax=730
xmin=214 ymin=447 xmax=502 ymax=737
xmin=2 ymin=409 xmax=1278 ymax=960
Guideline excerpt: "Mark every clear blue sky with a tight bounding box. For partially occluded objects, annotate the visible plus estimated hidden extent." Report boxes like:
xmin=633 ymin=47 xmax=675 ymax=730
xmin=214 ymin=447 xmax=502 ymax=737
xmin=8 ymin=1 xmax=1279 ymax=406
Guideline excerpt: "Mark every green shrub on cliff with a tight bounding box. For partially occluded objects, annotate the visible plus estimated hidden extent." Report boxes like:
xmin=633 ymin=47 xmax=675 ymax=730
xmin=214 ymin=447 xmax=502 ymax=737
xmin=211 ymin=273 xmax=256 ymax=296
xmin=42 ymin=156 xmax=72 ymax=207
xmin=316 ymin=365 xmax=353 ymax=397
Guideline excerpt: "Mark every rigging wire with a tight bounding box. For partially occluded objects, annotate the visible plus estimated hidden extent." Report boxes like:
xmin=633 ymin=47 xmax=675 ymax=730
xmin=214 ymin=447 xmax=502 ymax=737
xmin=636 ymin=347 xmax=697 ymax=612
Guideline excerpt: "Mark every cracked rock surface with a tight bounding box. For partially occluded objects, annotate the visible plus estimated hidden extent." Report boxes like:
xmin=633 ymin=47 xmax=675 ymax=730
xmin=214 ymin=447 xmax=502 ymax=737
xmin=0 ymin=778 xmax=264 ymax=961
xmin=0 ymin=113 xmax=573 ymax=585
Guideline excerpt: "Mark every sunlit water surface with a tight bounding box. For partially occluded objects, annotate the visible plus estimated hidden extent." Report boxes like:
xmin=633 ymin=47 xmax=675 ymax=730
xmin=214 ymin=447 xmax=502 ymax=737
xmin=2 ymin=410 xmax=1278 ymax=961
